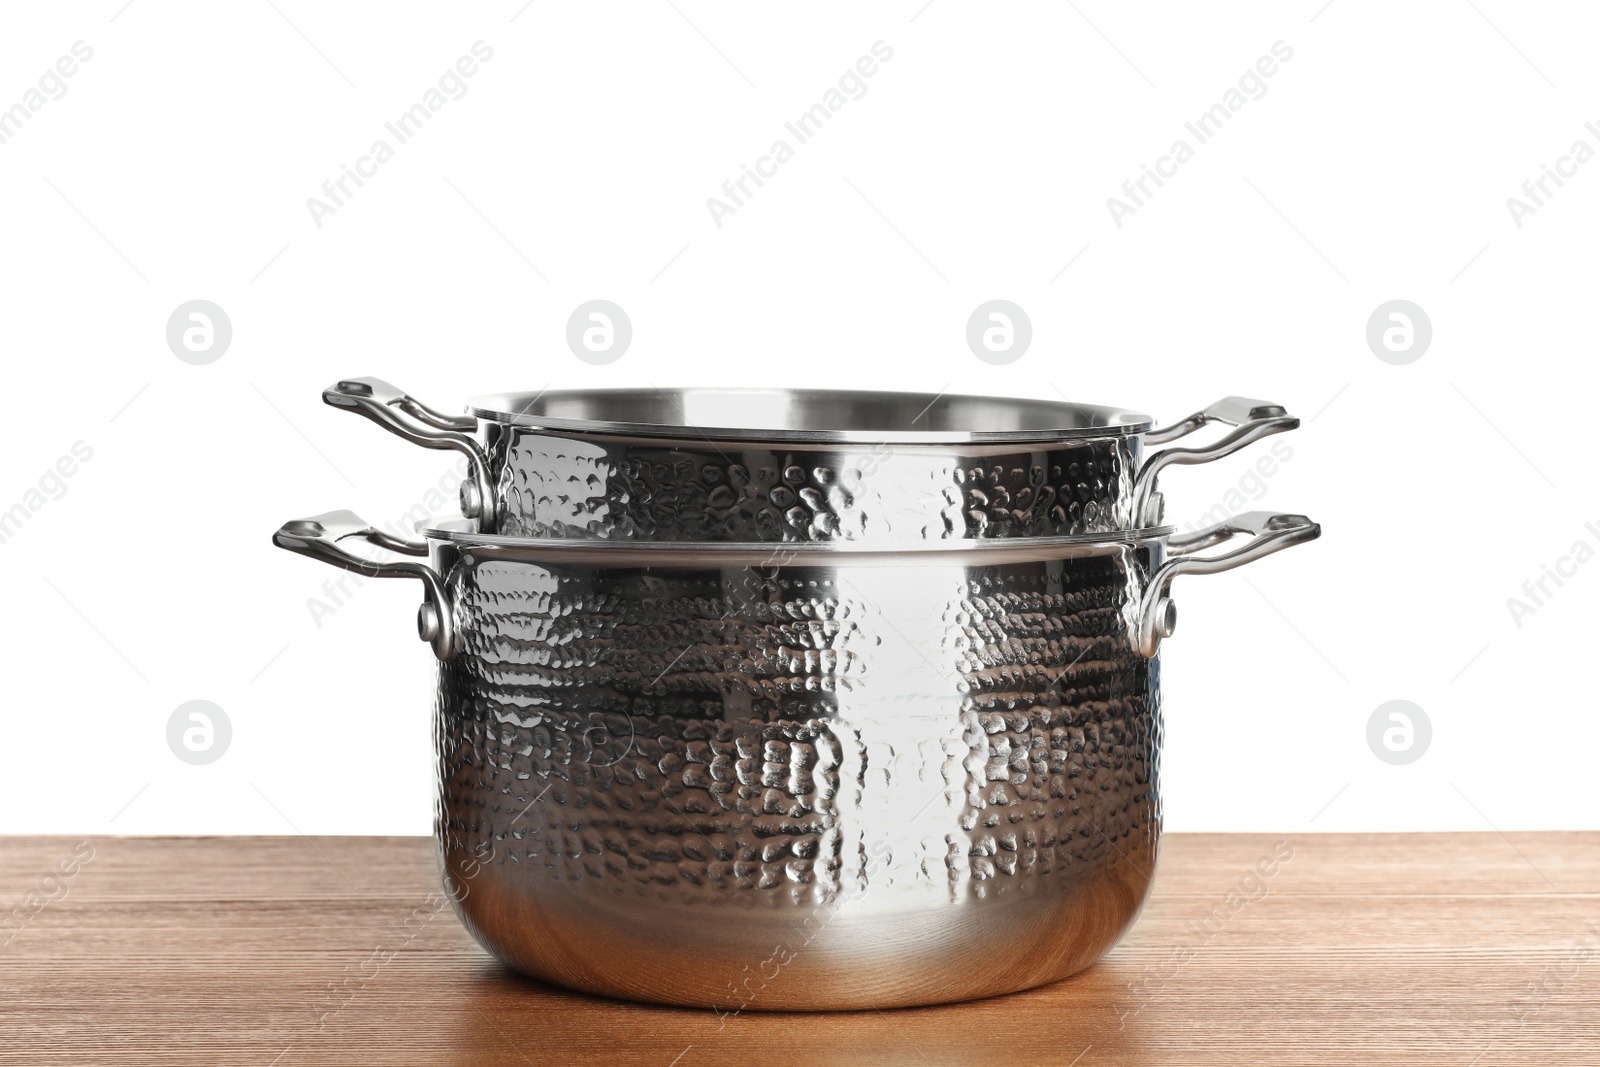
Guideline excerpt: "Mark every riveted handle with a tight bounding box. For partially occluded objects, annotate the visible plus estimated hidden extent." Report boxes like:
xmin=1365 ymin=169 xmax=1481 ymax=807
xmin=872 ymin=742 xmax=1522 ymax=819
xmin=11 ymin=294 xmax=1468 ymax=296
xmin=272 ymin=509 xmax=456 ymax=660
xmin=1134 ymin=398 xmax=1299 ymax=525
xmin=323 ymin=378 xmax=495 ymax=521
xmin=324 ymin=377 xmax=476 ymax=431
xmin=1135 ymin=510 xmax=1320 ymax=657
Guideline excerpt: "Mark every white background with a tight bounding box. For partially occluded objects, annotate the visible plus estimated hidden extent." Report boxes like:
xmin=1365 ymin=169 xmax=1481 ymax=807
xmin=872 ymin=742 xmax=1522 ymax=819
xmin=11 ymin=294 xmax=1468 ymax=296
xmin=1 ymin=1 xmax=1594 ymax=836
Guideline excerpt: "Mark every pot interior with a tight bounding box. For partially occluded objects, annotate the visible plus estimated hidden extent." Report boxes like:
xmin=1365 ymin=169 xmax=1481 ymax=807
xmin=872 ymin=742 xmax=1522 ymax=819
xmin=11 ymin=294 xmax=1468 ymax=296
xmin=468 ymin=387 xmax=1152 ymax=443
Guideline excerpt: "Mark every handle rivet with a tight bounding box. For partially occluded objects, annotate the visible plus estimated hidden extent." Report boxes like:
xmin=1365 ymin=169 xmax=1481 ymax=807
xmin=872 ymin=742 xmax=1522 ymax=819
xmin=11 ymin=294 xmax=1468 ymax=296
xmin=417 ymin=602 xmax=441 ymax=643
xmin=460 ymin=481 xmax=482 ymax=519
xmin=1154 ymin=597 xmax=1178 ymax=639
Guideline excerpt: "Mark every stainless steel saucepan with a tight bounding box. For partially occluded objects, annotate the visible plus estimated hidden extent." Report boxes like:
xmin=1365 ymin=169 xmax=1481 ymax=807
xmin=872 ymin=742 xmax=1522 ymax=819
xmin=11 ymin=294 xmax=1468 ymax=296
xmin=325 ymin=378 xmax=1299 ymax=542
xmin=273 ymin=507 xmax=1319 ymax=1010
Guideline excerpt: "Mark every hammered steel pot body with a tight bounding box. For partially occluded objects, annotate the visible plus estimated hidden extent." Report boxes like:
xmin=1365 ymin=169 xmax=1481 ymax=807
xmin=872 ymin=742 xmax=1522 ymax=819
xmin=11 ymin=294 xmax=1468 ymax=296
xmin=324 ymin=378 xmax=1300 ymax=543
xmin=272 ymin=508 xmax=1319 ymax=1010
xmin=428 ymin=536 xmax=1163 ymax=1010
xmin=482 ymin=423 xmax=1143 ymax=542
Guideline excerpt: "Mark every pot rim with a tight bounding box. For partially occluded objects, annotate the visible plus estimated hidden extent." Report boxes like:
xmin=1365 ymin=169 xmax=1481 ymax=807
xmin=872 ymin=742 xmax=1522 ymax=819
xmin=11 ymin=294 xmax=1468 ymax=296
xmin=420 ymin=517 xmax=1176 ymax=565
xmin=465 ymin=386 xmax=1154 ymax=444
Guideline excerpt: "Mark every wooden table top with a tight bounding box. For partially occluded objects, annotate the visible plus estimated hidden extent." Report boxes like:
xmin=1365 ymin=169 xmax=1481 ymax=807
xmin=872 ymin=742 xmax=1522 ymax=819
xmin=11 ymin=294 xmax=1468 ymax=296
xmin=2 ymin=833 xmax=1596 ymax=1065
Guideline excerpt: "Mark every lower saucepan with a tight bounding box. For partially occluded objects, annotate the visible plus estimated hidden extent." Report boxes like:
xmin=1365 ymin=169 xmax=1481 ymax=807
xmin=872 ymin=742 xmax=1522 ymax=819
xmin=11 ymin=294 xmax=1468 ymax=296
xmin=271 ymin=509 xmax=1318 ymax=1011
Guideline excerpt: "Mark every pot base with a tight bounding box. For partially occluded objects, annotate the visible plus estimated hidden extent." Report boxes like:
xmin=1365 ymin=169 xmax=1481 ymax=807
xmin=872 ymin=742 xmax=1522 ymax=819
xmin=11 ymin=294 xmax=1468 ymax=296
xmin=444 ymin=842 xmax=1156 ymax=1012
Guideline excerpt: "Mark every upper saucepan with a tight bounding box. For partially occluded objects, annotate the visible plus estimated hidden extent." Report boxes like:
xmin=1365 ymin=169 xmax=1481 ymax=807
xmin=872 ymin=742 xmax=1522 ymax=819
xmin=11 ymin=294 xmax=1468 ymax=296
xmin=327 ymin=378 xmax=1299 ymax=542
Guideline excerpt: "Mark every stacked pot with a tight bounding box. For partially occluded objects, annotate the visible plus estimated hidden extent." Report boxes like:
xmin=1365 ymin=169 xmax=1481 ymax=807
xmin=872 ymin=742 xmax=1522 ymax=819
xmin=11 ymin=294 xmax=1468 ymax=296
xmin=274 ymin=377 xmax=1319 ymax=1011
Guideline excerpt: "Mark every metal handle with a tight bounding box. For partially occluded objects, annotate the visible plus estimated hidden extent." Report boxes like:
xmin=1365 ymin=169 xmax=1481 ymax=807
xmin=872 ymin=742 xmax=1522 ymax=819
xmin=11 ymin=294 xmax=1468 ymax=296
xmin=1135 ymin=510 xmax=1320 ymax=657
xmin=323 ymin=378 xmax=495 ymax=521
xmin=272 ymin=509 xmax=456 ymax=660
xmin=1133 ymin=398 xmax=1300 ymax=525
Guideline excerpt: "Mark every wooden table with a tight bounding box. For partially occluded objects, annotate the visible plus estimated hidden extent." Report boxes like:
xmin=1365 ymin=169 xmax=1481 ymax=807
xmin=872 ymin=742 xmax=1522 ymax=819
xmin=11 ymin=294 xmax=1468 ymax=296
xmin=2 ymin=833 xmax=1596 ymax=1065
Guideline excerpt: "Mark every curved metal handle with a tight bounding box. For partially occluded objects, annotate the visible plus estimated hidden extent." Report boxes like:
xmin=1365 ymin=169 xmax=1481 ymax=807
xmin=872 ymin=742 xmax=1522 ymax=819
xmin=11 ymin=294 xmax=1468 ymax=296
xmin=324 ymin=377 xmax=476 ymax=432
xmin=323 ymin=378 xmax=495 ymax=520
xmin=1135 ymin=510 xmax=1320 ymax=657
xmin=272 ymin=509 xmax=455 ymax=660
xmin=1133 ymin=398 xmax=1300 ymax=525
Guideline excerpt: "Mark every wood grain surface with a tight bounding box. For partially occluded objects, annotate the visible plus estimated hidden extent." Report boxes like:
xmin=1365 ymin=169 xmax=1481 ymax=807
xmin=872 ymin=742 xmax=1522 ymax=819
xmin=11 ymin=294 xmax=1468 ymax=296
xmin=1 ymin=833 xmax=1596 ymax=1065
